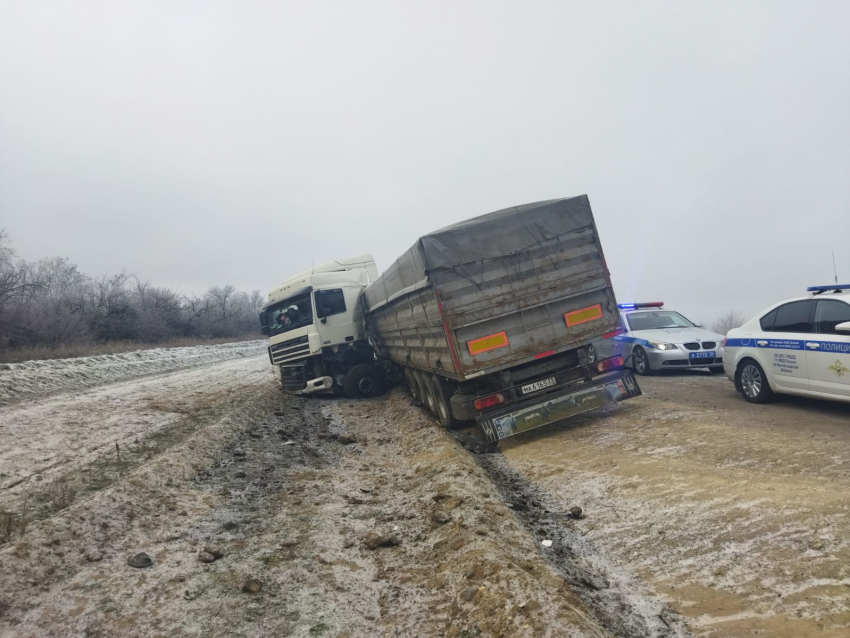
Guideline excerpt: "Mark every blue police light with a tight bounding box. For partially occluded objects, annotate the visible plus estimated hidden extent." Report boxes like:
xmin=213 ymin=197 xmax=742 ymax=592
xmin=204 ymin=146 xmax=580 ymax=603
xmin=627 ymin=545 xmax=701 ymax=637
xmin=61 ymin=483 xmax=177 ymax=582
xmin=807 ymin=284 xmax=850 ymax=293
xmin=618 ymin=302 xmax=664 ymax=310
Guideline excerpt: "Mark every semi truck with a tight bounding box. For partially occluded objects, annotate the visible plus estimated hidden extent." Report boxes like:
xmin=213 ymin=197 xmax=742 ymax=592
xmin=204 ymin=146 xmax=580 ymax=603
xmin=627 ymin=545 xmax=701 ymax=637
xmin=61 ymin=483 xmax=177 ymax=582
xmin=259 ymin=255 xmax=382 ymax=397
xmin=260 ymin=196 xmax=642 ymax=442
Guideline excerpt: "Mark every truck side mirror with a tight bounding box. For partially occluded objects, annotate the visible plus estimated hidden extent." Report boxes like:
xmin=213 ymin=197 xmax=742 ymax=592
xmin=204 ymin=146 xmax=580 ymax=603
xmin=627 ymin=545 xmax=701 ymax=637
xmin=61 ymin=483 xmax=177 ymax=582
xmin=261 ymin=326 xmax=269 ymax=335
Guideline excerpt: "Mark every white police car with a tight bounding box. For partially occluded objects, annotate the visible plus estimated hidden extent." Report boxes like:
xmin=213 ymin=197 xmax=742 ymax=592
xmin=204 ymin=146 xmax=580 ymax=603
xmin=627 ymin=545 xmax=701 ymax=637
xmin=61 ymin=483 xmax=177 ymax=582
xmin=724 ymin=285 xmax=850 ymax=403
xmin=591 ymin=302 xmax=725 ymax=375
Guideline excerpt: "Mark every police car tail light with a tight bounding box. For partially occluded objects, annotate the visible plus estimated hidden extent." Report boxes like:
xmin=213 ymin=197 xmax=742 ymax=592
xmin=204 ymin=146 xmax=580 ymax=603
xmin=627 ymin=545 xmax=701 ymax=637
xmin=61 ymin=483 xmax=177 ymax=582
xmin=474 ymin=393 xmax=505 ymax=411
xmin=596 ymin=356 xmax=625 ymax=372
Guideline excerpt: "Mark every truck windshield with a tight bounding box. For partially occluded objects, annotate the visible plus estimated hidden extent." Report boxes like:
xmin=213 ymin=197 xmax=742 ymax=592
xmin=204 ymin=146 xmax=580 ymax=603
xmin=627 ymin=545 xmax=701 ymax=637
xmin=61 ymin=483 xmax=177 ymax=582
xmin=627 ymin=311 xmax=694 ymax=331
xmin=264 ymin=293 xmax=314 ymax=337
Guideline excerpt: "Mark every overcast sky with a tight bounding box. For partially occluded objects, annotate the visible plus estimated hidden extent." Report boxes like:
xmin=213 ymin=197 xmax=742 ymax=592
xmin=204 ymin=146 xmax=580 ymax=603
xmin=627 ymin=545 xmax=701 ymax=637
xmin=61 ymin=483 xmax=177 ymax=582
xmin=1 ymin=1 xmax=848 ymax=324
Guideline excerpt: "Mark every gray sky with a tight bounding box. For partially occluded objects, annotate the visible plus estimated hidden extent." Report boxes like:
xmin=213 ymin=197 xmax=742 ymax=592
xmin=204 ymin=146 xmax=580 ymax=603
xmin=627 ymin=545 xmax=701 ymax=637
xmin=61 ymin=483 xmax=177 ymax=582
xmin=1 ymin=1 xmax=848 ymax=324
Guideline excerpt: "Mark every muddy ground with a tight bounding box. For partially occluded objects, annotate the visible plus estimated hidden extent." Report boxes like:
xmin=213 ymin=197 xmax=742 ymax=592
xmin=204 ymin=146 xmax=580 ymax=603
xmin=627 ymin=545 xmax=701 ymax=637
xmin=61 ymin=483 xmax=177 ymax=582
xmin=494 ymin=372 xmax=850 ymax=638
xmin=0 ymin=353 xmax=848 ymax=637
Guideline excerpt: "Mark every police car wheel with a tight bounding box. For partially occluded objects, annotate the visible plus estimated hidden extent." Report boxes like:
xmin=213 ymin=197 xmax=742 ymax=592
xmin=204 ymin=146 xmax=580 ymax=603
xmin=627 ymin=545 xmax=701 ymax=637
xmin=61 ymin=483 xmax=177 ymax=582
xmin=737 ymin=360 xmax=774 ymax=403
xmin=586 ymin=345 xmax=597 ymax=364
xmin=632 ymin=346 xmax=653 ymax=375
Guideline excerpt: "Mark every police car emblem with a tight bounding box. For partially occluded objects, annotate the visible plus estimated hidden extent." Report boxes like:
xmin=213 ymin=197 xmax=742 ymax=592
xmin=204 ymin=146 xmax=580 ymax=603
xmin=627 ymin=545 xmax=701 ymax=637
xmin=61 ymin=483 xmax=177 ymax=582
xmin=828 ymin=360 xmax=849 ymax=378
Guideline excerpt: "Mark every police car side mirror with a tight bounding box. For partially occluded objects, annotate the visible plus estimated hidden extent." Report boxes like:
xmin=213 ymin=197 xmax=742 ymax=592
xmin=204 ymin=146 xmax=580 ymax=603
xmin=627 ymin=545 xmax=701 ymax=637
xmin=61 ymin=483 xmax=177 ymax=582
xmin=835 ymin=321 xmax=850 ymax=332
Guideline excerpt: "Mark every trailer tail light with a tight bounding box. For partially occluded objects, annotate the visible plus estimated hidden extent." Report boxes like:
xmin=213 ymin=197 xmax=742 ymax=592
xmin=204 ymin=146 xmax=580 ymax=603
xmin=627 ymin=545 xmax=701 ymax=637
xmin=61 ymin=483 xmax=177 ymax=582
xmin=474 ymin=393 xmax=505 ymax=411
xmin=534 ymin=349 xmax=554 ymax=359
xmin=595 ymin=356 xmax=624 ymax=373
xmin=601 ymin=328 xmax=622 ymax=339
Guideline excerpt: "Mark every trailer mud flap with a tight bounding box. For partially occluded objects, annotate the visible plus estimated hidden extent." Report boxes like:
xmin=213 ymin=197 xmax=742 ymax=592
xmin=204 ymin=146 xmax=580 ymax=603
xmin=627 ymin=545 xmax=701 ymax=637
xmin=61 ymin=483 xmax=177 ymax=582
xmin=478 ymin=372 xmax=641 ymax=442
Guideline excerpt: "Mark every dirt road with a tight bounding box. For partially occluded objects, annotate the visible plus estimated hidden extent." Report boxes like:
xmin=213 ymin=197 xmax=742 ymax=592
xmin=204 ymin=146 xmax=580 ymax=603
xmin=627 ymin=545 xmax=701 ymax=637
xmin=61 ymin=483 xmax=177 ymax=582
xmin=493 ymin=371 xmax=850 ymax=638
xmin=0 ymin=349 xmax=624 ymax=638
xmin=1 ymin=349 xmax=847 ymax=637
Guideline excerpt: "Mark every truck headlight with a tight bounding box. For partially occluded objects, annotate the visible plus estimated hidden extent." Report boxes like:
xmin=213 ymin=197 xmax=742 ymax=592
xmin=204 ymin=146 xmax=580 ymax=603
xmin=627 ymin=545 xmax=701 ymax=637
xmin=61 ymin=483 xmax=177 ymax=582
xmin=648 ymin=340 xmax=677 ymax=350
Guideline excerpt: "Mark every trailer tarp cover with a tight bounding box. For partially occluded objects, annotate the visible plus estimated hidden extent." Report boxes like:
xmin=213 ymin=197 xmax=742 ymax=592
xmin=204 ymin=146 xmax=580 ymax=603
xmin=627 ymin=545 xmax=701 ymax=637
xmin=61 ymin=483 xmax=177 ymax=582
xmin=419 ymin=195 xmax=593 ymax=270
xmin=364 ymin=195 xmax=595 ymax=310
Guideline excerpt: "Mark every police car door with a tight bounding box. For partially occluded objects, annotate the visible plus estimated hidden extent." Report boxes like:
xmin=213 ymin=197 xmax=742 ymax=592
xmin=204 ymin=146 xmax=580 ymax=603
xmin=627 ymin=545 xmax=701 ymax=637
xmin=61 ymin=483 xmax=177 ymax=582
xmin=805 ymin=298 xmax=850 ymax=398
xmin=760 ymin=300 xmax=812 ymax=392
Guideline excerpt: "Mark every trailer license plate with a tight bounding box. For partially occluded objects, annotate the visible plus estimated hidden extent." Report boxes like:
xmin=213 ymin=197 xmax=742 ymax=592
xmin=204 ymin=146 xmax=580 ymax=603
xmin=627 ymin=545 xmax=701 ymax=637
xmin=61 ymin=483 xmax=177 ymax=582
xmin=521 ymin=376 xmax=556 ymax=394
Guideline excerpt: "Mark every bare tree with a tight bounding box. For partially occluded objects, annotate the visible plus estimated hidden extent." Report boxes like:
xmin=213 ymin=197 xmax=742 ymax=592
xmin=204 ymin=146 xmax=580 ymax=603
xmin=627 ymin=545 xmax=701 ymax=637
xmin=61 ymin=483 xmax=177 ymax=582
xmin=711 ymin=309 xmax=746 ymax=335
xmin=0 ymin=232 xmax=261 ymax=351
xmin=0 ymin=230 xmax=37 ymax=308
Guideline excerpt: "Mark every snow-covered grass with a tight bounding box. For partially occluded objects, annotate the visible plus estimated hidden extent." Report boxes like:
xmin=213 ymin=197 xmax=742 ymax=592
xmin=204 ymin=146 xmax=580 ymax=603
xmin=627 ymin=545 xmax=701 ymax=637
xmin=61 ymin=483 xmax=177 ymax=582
xmin=0 ymin=339 xmax=267 ymax=406
xmin=0 ymin=335 xmax=261 ymax=364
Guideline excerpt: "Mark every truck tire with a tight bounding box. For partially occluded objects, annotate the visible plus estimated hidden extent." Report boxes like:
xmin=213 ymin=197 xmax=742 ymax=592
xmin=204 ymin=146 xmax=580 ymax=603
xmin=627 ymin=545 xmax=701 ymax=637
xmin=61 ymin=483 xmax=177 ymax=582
xmin=419 ymin=372 xmax=438 ymax=415
xmin=410 ymin=369 xmax=426 ymax=405
xmin=343 ymin=364 xmax=383 ymax=399
xmin=404 ymin=367 xmax=419 ymax=399
xmin=431 ymin=375 xmax=460 ymax=428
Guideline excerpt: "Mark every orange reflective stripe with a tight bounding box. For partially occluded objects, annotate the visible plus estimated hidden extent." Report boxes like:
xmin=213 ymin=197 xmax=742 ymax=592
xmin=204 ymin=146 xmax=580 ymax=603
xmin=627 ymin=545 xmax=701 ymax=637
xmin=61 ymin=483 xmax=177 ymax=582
xmin=467 ymin=331 xmax=509 ymax=355
xmin=565 ymin=304 xmax=603 ymax=327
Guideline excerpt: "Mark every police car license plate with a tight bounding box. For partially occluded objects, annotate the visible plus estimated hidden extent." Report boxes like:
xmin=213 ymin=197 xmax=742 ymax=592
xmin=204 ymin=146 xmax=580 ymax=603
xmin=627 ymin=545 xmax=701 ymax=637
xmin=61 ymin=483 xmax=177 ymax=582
xmin=521 ymin=376 xmax=556 ymax=394
xmin=689 ymin=351 xmax=715 ymax=359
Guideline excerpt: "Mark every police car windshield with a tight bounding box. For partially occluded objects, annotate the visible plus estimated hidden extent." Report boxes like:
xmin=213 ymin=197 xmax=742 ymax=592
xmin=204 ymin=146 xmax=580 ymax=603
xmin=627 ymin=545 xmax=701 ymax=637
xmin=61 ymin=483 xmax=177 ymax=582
xmin=626 ymin=311 xmax=694 ymax=331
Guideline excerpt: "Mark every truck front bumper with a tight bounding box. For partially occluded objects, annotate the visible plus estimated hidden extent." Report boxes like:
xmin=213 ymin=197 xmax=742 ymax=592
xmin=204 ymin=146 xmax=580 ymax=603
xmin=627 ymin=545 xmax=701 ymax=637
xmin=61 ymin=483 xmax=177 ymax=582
xmin=477 ymin=371 xmax=641 ymax=442
xmin=293 ymin=376 xmax=335 ymax=395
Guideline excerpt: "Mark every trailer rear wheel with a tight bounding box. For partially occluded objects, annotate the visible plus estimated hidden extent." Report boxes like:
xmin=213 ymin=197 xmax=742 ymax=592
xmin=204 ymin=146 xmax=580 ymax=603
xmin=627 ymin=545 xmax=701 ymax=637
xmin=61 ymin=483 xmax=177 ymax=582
xmin=403 ymin=367 xmax=419 ymax=399
xmin=410 ymin=369 xmax=426 ymax=405
xmin=343 ymin=364 xmax=383 ymax=398
xmin=431 ymin=375 xmax=460 ymax=428
xmin=419 ymin=372 xmax=438 ymax=415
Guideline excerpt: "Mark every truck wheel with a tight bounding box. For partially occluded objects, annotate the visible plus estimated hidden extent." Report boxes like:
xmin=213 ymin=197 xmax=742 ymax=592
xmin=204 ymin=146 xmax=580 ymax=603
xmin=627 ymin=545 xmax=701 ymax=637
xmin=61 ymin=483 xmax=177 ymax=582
xmin=736 ymin=360 xmax=775 ymax=404
xmin=431 ymin=375 xmax=460 ymax=428
xmin=420 ymin=373 xmax=438 ymax=415
xmin=632 ymin=346 xmax=653 ymax=376
xmin=343 ymin=364 xmax=383 ymax=399
xmin=404 ymin=367 xmax=419 ymax=399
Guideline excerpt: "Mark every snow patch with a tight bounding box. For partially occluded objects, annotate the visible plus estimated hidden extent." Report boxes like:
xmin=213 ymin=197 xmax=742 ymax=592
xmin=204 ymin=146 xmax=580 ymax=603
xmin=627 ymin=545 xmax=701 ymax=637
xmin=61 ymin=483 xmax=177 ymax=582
xmin=0 ymin=340 xmax=267 ymax=406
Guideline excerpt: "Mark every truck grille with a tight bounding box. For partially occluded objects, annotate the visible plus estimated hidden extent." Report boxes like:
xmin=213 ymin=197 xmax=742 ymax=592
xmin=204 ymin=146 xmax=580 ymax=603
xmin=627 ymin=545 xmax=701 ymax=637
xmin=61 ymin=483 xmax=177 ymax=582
xmin=280 ymin=363 xmax=307 ymax=390
xmin=702 ymin=342 xmax=716 ymax=349
xmin=684 ymin=343 xmax=700 ymax=351
xmin=270 ymin=335 xmax=310 ymax=364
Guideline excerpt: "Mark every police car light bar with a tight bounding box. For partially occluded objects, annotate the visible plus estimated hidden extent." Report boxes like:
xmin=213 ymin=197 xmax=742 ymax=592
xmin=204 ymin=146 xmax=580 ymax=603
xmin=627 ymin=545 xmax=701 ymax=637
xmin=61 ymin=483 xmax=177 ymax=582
xmin=617 ymin=302 xmax=664 ymax=310
xmin=807 ymin=284 xmax=850 ymax=294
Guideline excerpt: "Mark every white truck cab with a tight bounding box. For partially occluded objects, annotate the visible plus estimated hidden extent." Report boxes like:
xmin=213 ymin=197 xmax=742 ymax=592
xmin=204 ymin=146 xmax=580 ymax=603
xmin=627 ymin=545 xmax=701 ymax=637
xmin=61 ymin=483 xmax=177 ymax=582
xmin=260 ymin=255 xmax=380 ymax=395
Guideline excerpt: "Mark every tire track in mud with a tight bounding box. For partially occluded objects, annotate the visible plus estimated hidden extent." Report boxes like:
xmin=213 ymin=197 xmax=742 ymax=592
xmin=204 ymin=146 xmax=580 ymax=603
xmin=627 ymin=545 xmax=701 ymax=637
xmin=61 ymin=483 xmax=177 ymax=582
xmin=455 ymin=429 xmax=692 ymax=638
